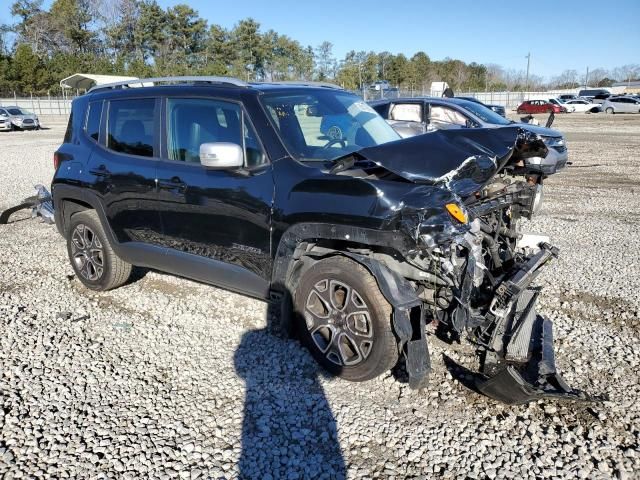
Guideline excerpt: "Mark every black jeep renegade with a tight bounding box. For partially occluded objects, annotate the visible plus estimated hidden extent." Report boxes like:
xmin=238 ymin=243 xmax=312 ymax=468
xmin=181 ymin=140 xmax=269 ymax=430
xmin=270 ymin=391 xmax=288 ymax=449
xmin=52 ymin=77 xmax=596 ymax=404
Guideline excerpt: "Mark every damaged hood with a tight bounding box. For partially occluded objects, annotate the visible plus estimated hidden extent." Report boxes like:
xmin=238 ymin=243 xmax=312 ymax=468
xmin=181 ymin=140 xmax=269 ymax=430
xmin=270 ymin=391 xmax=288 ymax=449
xmin=354 ymin=126 xmax=547 ymax=196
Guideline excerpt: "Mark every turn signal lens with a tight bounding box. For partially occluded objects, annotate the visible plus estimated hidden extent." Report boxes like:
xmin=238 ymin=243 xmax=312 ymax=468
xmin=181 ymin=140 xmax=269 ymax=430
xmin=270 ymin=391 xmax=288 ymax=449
xmin=445 ymin=203 xmax=467 ymax=224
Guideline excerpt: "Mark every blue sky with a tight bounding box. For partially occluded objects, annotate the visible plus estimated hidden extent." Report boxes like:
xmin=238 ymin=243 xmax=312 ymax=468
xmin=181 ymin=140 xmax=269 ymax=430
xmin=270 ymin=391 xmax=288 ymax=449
xmin=2 ymin=0 xmax=638 ymax=79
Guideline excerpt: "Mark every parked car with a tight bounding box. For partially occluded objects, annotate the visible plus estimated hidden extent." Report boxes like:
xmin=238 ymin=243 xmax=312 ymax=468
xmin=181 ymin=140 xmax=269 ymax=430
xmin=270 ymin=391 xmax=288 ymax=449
xmin=0 ymin=109 xmax=12 ymax=131
xmin=578 ymin=88 xmax=610 ymax=100
xmin=558 ymin=94 xmax=580 ymax=102
xmin=548 ymin=98 xmax=574 ymax=112
xmin=516 ymin=100 xmax=567 ymax=114
xmin=602 ymin=96 xmax=640 ymax=114
xmin=591 ymin=93 xmax=612 ymax=104
xmin=563 ymin=99 xmax=602 ymax=113
xmin=370 ymin=97 xmax=568 ymax=175
xmin=456 ymin=96 xmax=506 ymax=117
xmin=0 ymin=106 xmax=40 ymax=130
xmin=51 ymin=76 xmax=593 ymax=404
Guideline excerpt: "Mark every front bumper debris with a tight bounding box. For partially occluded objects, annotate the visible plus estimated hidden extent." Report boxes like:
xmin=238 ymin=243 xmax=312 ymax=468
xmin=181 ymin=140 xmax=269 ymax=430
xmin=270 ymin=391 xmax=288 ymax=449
xmin=473 ymin=244 xmax=607 ymax=404
xmin=0 ymin=184 xmax=55 ymax=225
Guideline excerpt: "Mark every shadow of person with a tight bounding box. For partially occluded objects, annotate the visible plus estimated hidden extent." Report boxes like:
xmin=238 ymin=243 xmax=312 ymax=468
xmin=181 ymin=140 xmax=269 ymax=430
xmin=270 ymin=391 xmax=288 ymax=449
xmin=234 ymin=300 xmax=346 ymax=480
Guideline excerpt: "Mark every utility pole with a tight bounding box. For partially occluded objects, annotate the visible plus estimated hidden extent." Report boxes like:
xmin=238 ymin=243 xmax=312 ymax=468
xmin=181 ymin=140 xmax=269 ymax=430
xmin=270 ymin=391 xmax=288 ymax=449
xmin=585 ymin=66 xmax=589 ymax=89
xmin=525 ymin=52 xmax=531 ymax=93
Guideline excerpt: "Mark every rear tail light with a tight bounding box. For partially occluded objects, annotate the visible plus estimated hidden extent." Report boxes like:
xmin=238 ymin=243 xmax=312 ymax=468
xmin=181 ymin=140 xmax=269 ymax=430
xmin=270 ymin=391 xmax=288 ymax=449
xmin=53 ymin=152 xmax=61 ymax=170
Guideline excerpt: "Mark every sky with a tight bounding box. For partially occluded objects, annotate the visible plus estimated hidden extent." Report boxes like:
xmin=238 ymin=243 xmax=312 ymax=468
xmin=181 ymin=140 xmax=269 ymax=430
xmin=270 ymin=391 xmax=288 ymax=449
xmin=1 ymin=0 xmax=639 ymax=80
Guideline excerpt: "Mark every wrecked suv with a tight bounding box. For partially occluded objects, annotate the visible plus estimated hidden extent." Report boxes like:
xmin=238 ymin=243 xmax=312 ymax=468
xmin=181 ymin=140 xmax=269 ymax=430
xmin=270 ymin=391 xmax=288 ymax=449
xmin=53 ymin=77 xmax=595 ymax=404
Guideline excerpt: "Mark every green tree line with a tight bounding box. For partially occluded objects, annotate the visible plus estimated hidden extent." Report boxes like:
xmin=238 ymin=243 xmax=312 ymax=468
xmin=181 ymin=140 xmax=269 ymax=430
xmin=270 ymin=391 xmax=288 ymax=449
xmin=0 ymin=0 xmax=637 ymax=96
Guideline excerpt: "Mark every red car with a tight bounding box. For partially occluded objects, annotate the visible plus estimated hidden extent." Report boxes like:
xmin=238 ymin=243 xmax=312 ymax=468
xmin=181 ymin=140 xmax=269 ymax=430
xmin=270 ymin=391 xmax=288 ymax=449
xmin=516 ymin=100 xmax=567 ymax=114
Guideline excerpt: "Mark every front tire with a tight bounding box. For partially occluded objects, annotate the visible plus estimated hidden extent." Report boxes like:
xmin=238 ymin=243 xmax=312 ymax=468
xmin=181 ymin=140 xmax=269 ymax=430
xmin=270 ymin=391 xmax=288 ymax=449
xmin=294 ymin=256 xmax=398 ymax=382
xmin=605 ymin=107 xmax=614 ymax=114
xmin=67 ymin=210 xmax=132 ymax=291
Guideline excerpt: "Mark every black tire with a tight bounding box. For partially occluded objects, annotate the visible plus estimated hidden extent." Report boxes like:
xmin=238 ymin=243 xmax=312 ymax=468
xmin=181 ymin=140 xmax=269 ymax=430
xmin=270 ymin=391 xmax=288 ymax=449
xmin=294 ymin=256 xmax=398 ymax=382
xmin=605 ymin=107 xmax=614 ymax=114
xmin=67 ymin=210 xmax=132 ymax=291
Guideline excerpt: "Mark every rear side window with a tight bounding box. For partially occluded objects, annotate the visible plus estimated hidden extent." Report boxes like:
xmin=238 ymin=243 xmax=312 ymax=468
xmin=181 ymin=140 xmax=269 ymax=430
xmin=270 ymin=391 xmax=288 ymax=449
xmin=107 ymin=98 xmax=155 ymax=157
xmin=389 ymin=103 xmax=422 ymax=122
xmin=63 ymin=112 xmax=73 ymax=143
xmin=85 ymin=102 xmax=102 ymax=141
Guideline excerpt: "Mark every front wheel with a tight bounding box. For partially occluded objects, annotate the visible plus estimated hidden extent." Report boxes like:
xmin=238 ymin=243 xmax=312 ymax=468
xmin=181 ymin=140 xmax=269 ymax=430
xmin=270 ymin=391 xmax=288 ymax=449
xmin=605 ymin=107 xmax=614 ymax=114
xmin=294 ymin=256 xmax=398 ymax=382
xmin=67 ymin=210 xmax=132 ymax=291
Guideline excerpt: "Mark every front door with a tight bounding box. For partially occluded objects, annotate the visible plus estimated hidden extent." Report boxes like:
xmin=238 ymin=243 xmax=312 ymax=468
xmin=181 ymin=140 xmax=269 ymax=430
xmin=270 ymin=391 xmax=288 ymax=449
xmin=156 ymin=97 xmax=273 ymax=288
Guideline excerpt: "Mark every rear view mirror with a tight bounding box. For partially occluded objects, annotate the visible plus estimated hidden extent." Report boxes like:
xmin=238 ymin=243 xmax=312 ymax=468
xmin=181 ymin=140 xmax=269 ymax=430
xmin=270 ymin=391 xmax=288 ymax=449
xmin=200 ymin=142 xmax=244 ymax=169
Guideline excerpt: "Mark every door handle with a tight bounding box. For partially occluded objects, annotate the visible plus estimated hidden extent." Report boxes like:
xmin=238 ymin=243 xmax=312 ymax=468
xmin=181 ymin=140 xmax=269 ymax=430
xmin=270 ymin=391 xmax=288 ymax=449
xmin=157 ymin=176 xmax=187 ymax=194
xmin=89 ymin=165 xmax=111 ymax=177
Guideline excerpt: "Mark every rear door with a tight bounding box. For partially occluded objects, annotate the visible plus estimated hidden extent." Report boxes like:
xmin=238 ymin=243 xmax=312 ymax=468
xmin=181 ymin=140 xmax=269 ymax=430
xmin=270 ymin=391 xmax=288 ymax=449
xmin=88 ymin=97 xmax=164 ymax=247
xmin=155 ymin=96 xmax=273 ymax=288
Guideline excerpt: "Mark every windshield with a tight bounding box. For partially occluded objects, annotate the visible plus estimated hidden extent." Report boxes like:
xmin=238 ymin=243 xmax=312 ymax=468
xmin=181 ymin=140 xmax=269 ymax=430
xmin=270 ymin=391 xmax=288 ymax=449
xmin=260 ymin=90 xmax=399 ymax=161
xmin=8 ymin=108 xmax=23 ymax=115
xmin=456 ymin=100 xmax=511 ymax=125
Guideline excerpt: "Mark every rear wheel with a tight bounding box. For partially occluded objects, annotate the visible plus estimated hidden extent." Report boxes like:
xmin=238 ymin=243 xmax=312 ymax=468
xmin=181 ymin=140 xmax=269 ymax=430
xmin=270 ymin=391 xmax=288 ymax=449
xmin=605 ymin=107 xmax=614 ymax=114
xmin=67 ymin=210 xmax=132 ymax=291
xmin=294 ymin=256 xmax=398 ymax=382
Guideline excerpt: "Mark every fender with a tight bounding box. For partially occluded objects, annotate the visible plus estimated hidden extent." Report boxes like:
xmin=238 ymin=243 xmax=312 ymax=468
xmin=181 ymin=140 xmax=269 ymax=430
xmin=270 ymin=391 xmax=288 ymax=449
xmin=52 ymin=184 xmax=116 ymax=243
xmin=272 ymin=222 xmax=431 ymax=389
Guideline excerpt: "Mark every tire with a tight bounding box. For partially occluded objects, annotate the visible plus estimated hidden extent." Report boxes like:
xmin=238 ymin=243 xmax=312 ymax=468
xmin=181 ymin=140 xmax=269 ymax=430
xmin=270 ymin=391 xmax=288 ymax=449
xmin=605 ymin=107 xmax=614 ymax=114
xmin=294 ymin=256 xmax=398 ymax=382
xmin=67 ymin=210 xmax=132 ymax=291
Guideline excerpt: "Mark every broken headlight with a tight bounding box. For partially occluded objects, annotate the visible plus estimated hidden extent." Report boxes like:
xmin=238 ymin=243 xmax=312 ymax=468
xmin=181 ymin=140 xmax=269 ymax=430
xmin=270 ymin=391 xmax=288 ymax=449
xmin=541 ymin=136 xmax=565 ymax=149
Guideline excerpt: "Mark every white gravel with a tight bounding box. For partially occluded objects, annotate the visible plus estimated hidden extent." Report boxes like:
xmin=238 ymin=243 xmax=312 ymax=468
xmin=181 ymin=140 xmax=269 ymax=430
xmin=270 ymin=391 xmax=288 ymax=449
xmin=1 ymin=114 xmax=639 ymax=479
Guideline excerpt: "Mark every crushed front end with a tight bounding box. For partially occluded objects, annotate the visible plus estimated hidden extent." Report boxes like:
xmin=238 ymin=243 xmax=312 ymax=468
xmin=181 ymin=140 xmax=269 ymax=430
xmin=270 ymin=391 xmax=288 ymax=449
xmin=405 ymin=170 xmax=602 ymax=404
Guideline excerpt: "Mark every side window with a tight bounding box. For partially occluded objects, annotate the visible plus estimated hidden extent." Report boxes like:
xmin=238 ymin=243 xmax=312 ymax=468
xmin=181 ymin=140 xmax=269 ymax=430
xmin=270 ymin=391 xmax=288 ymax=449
xmin=389 ymin=103 xmax=422 ymax=122
xmin=107 ymin=98 xmax=155 ymax=157
xmin=429 ymin=105 xmax=468 ymax=128
xmin=64 ymin=112 xmax=73 ymax=143
xmin=166 ymin=98 xmax=267 ymax=167
xmin=84 ymin=101 xmax=102 ymax=141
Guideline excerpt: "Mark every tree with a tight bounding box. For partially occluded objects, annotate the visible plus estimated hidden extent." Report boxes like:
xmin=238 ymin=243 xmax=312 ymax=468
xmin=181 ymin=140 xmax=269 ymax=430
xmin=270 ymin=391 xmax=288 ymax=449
xmin=49 ymin=0 xmax=96 ymax=54
xmin=231 ymin=18 xmax=266 ymax=80
xmin=315 ymin=41 xmax=335 ymax=80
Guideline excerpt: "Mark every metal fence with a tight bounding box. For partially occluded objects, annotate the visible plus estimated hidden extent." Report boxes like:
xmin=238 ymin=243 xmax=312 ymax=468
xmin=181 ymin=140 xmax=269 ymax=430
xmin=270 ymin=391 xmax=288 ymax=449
xmin=0 ymin=95 xmax=73 ymax=115
xmin=3 ymin=89 xmax=581 ymax=116
xmin=358 ymin=89 xmax=580 ymax=109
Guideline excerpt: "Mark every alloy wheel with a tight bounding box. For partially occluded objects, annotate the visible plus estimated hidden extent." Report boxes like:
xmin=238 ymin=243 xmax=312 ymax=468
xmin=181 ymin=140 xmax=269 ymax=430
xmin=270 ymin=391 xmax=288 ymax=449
xmin=304 ymin=279 xmax=374 ymax=366
xmin=71 ymin=224 xmax=105 ymax=281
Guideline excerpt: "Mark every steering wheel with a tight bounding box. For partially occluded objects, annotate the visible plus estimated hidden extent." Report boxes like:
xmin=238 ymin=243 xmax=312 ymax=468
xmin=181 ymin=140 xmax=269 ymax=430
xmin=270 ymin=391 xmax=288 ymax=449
xmin=322 ymin=138 xmax=347 ymax=149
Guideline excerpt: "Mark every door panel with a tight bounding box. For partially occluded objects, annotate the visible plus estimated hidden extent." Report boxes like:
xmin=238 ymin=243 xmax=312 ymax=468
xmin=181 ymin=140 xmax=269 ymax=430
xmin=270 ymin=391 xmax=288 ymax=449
xmin=157 ymin=97 xmax=273 ymax=281
xmin=89 ymin=97 xmax=163 ymax=246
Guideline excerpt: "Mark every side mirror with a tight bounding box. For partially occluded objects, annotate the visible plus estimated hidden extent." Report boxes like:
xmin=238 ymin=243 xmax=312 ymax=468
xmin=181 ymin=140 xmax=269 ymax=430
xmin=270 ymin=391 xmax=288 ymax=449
xmin=199 ymin=142 xmax=244 ymax=169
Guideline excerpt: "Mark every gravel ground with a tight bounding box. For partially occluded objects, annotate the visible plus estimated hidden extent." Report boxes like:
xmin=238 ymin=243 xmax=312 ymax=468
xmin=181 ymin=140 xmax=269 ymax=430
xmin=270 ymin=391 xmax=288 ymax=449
xmin=1 ymin=114 xmax=639 ymax=479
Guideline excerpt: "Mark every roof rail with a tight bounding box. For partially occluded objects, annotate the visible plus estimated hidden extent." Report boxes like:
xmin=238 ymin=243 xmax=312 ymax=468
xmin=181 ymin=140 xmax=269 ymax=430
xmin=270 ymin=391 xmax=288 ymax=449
xmin=87 ymin=76 xmax=248 ymax=93
xmin=257 ymin=81 xmax=343 ymax=90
